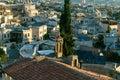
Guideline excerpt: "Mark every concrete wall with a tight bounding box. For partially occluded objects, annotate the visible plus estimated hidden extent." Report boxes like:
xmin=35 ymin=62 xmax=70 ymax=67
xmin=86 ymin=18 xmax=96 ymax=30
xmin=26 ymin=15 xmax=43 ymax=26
xmin=31 ymin=25 xmax=47 ymax=40
xmin=22 ymin=28 xmax=32 ymax=43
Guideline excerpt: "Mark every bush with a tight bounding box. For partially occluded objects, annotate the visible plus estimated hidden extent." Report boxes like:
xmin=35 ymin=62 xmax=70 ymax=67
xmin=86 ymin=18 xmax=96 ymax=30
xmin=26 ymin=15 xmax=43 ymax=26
xmin=103 ymin=51 xmax=120 ymax=63
xmin=10 ymin=43 xmax=16 ymax=49
xmin=0 ymin=48 xmax=7 ymax=64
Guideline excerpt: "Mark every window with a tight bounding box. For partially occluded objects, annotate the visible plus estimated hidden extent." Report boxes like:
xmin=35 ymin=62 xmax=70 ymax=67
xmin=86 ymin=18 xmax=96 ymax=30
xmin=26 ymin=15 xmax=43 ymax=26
xmin=8 ymin=34 xmax=9 ymax=38
xmin=90 ymin=29 xmax=94 ymax=32
xmin=28 ymin=33 xmax=30 ymax=37
xmin=4 ymin=34 xmax=6 ymax=38
xmin=25 ymin=34 xmax=27 ymax=38
xmin=34 ymin=35 xmax=36 ymax=37
xmin=40 ymin=32 xmax=42 ymax=34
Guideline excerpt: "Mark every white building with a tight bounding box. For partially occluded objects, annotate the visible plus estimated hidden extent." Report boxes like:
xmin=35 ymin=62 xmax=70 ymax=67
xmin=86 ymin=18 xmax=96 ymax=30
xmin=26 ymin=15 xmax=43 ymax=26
xmin=30 ymin=22 xmax=47 ymax=40
xmin=0 ymin=28 xmax=12 ymax=42
xmin=22 ymin=28 xmax=32 ymax=44
xmin=24 ymin=3 xmax=38 ymax=17
xmin=116 ymin=66 xmax=120 ymax=72
xmin=99 ymin=20 xmax=118 ymax=33
xmin=20 ymin=40 xmax=55 ymax=58
xmin=10 ymin=27 xmax=32 ymax=45
xmin=0 ymin=3 xmax=14 ymax=25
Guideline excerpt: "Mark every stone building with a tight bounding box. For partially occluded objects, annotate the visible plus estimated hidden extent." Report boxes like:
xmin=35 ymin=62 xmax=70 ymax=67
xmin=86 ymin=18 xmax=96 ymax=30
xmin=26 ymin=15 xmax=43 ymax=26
xmin=99 ymin=20 xmax=118 ymax=33
xmin=55 ymin=35 xmax=63 ymax=58
xmin=0 ymin=28 xmax=12 ymax=42
xmin=109 ymin=20 xmax=118 ymax=30
xmin=0 ymin=3 xmax=13 ymax=25
xmin=30 ymin=22 xmax=47 ymax=41
xmin=24 ymin=3 xmax=38 ymax=17
xmin=67 ymin=55 xmax=79 ymax=67
xmin=10 ymin=27 xmax=32 ymax=45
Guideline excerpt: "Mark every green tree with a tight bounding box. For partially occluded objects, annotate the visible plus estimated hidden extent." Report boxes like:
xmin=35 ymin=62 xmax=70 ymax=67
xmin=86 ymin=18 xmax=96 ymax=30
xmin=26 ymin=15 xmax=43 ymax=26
xmin=60 ymin=0 xmax=74 ymax=57
xmin=44 ymin=33 xmax=50 ymax=40
xmin=0 ymin=42 xmax=3 ymax=46
xmin=103 ymin=51 xmax=120 ymax=63
xmin=0 ymin=48 xmax=7 ymax=64
xmin=93 ymin=35 xmax=105 ymax=49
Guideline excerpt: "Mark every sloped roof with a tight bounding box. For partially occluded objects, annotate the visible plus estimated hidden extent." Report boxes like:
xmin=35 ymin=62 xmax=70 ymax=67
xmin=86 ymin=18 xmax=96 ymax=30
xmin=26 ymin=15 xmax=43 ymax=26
xmin=3 ymin=58 xmax=97 ymax=80
xmin=3 ymin=58 xmax=113 ymax=80
xmin=109 ymin=20 xmax=117 ymax=25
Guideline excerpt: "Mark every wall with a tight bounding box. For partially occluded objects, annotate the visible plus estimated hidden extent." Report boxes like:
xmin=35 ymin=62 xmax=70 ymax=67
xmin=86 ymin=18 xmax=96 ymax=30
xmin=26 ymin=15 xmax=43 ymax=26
xmin=104 ymin=35 xmax=118 ymax=46
xmin=109 ymin=25 xmax=118 ymax=30
xmin=22 ymin=28 xmax=32 ymax=43
xmin=31 ymin=25 xmax=47 ymax=40
xmin=2 ymin=73 xmax=14 ymax=80
xmin=0 ymin=29 xmax=12 ymax=42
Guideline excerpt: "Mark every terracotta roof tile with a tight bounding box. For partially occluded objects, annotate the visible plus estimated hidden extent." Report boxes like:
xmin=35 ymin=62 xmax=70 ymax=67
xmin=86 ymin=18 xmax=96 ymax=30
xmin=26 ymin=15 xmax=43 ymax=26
xmin=3 ymin=58 xmax=112 ymax=80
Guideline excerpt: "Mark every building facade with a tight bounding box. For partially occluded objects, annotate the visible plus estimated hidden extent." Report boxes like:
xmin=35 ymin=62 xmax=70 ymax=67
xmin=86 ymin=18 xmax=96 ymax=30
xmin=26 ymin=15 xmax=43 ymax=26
xmin=10 ymin=27 xmax=32 ymax=44
xmin=24 ymin=4 xmax=38 ymax=17
xmin=0 ymin=28 xmax=12 ymax=42
xmin=30 ymin=22 xmax=47 ymax=41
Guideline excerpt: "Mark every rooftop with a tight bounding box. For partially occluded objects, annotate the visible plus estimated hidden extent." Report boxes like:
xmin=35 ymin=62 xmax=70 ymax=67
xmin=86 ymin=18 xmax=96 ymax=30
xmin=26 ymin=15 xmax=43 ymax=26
xmin=31 ymin=22 xmax=47 ymax=27
xmin=109 ymin=20 xmax=117 ymax=25
xmin=76 ymin=34 xmax=91 ymax=41
xmin=101 ymin=20 xmax=117 ymax=25
xmin=37 ymin=50 xmax=54 ymax=55
xmin=43 ymin=40 xmax=56 ymax=46
xmin=20 ymin=44 xmax=35 ymax=58
xmin=3 ymin=58 xmax=113 ymax=80
xmin=12 ymin=27 xmax=29 ymax=31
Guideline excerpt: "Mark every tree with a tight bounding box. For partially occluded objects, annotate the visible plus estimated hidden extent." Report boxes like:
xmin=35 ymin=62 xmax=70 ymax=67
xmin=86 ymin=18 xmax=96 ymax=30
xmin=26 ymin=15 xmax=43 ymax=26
xmin=103 ymin=51 xmax=120 ymax=63
xmin=0 ymin=48 xmax=7 ymax=64
xmin=0 ymin=42 xmax=3 ymax=46
xmin=93 ymin=35 xmax=105 ymax=49
xmin=44 ymin=33 xmax=50 ymax=40
xmin=60 ymin=0 xmax=74 ymax=57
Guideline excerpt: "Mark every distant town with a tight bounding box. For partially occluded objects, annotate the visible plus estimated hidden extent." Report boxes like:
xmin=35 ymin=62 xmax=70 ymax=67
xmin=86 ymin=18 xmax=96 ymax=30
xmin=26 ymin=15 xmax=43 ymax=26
xmin=0 ymin=0 xmax=120 ymax=80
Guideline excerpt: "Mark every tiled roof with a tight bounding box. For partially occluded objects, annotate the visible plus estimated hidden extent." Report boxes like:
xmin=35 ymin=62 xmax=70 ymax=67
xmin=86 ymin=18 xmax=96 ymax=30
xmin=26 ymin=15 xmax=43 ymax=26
xmin=109 ymin=20 xmax=117 ymax=25
xmin=101 ymin=20 xmax=117 ymax=25
xmin=4 ymin=58 xmax=97 ymax=80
